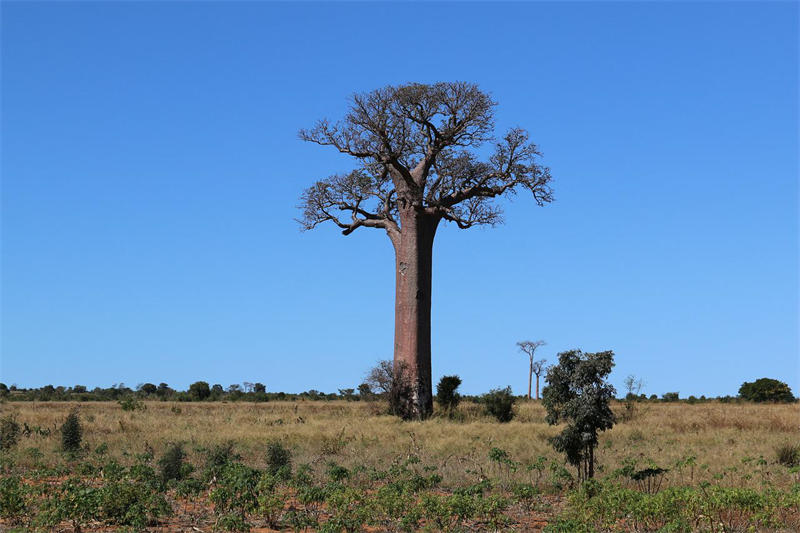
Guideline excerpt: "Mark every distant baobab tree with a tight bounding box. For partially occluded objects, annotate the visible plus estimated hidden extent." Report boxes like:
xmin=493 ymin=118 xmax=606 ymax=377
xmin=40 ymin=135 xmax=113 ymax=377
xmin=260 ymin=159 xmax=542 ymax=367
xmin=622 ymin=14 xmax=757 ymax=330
xmin=299 ymin=82 xmax=553 ymax=419
xmin=517 ymin=340 xmax=547 ymax=400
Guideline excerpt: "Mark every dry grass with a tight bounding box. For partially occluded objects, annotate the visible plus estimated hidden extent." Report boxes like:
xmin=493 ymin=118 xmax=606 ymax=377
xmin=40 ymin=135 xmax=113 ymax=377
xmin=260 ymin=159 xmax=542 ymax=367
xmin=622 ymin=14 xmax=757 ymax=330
xmin=2 ymin=400 xmax=798 ymax=489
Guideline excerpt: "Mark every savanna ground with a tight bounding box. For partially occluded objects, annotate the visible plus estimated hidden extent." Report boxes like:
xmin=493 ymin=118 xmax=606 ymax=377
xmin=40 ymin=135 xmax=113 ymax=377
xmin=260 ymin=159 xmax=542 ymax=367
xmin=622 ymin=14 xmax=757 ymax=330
xmin=1 ymin=400 xmax=799 ymax=532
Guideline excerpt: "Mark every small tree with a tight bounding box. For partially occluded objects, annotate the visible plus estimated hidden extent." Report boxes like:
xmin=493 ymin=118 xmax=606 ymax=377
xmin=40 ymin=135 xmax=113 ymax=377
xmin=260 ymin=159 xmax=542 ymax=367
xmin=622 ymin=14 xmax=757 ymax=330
xmin=516 ymin=340 xmax=546 ymax=400
xmin=364 ymin=360 xmax=395 ymax=395
xmin=357 ymin=383 xmax=374 ymax=401
xmin=542 ymin=350 xmax=615 ymax=481
xmin=435 ymin=375 xmax=462 ymax=414
xmin=739 ymin=378 xmax=795 ymax=403
xmin=158 ymin=443 xmax=187 ymax=482
xmin=622 ymin=374 xmax=644 ymax=422
xmin=61 ymin=411 xmax=83 ymax=453
xmin=188 ymin=381 xmax=211 ymax=401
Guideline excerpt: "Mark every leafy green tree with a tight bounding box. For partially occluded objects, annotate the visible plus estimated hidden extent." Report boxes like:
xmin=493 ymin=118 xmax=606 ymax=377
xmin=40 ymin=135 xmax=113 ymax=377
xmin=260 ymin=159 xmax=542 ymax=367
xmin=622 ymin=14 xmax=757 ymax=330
xmin=542 ymin=350 xmax=616 ymax=480
xmin=738 ymin=378 xmax=795 ymax=403
xmin=156 ymin=382 xmax=173 ymax=399
xmin=661 ymin=392 xmax=679 ymax=402
xmin=188 ymin=381 xmax=211 ymax=401
xmin=138 ymin=383 xmax=157 ymax=395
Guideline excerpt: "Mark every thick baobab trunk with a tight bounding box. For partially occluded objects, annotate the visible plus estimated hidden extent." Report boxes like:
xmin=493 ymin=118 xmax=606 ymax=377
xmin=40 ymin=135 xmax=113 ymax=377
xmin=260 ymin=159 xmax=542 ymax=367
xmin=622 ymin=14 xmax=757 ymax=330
xmin=393 ymin=211 xmax=439 ymax=419
xmin=528 ymin=360 xmax=533 ymax=400
xmin=535 ymin=375 xmax=540 ymax=401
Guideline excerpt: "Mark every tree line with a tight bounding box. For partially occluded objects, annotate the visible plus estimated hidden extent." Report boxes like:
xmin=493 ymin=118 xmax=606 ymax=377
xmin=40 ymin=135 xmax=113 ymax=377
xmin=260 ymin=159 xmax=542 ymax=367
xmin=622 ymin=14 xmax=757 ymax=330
xmin=0 ymin=374 xmax=792 ymax=404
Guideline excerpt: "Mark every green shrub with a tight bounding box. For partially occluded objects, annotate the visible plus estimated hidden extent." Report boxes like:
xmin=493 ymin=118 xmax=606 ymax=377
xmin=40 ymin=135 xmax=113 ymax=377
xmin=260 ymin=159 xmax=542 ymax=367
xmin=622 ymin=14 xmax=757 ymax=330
xmin=99 ymin=479 xmax=171 ymax=527
xmin=0 ymin=475 xmax=27 ymax=519
xmin=0 ymin=415 xmax=21 ymax=451
xmin=483 ymin=386 xmax=516 ymax=422
xmin=327 ymin=461 xmax=350 ymax=482
xmin=210 ymin=463 xmax=260 ymax=528
xmin=37 ymin=477 xmax=100 ymax=532
xmin=217 ymin=512 xmax=250 ymax=531
xmin=436 ymin=375 xmax=462 ymax=414
xmin=118 ymin=397 xmax=146 ymax=411
xmin=176 ymin=478 xmax=205 ymax=498
xmin=202 ymin=441 xmax=241 ymax=482
xmin=265 ymin=440 xmax=292 ymax=478
xmin=158 ymin=442 xmax=187 ymax=482
xmin=60 ymin=411 xmax=83 ymax=453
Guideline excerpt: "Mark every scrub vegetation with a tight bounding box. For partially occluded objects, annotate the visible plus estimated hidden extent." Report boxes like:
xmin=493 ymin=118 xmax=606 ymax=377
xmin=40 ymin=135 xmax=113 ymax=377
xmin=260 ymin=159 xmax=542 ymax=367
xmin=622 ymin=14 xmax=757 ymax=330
xmin=1 ymin=397 xmax=798 ymax=531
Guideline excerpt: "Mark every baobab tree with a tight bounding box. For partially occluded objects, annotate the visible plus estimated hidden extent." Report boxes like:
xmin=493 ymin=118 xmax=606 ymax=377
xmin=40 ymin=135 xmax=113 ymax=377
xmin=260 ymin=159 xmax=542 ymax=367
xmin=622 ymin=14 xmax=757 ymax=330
xmin=517 ymin=340 xmax=547 ymax=400
xmin=299 ymin=82 xmax=553 ymax=419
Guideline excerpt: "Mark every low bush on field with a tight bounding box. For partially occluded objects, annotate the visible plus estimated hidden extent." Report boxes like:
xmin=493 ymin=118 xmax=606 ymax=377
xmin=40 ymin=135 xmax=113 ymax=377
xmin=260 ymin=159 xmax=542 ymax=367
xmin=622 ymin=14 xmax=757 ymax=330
xmin=0 ymin=415 xmax=20 ymax=451
xmin=547 ymin=479 xmax=800 ymax=533
xmin=483 ymin=386 xmax=516 ymax=422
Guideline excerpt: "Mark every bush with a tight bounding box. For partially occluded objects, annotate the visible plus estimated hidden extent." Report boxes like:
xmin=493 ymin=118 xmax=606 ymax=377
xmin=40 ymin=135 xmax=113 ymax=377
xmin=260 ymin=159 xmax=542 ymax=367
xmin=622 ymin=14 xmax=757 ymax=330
xmin=99 ymin=479 xmax=171 ymax=527
xmin=483 ymin=387 xmax=516 ymax=423
xmin=118 ymin=397 xmax=146 ymax=411
xmin=739 ymin=378 xmax=795 ymax=403
xmin=202 ymin=442 xmax=241 ymax=482
xmin=38 ymin=477 xmax=100 ymax=531
xmin=210 ymin=463 xmax=260 ymax=528
xmin=61 ymin=411 xmax=83 ymax=453
xmin=0 ymin=415 xmax=21 ymax=451
xmin=661 ymin=392 xmax=679 ymax=402
xmin=265 ymin=440 xmax=292 ymax=478
xmin=158 ymin=443 xmax=187 ymax=482
xmin=0 ymin=475 xmax=27 ymax=519
xmin=436 ymin=375 xmax=462 ymax=413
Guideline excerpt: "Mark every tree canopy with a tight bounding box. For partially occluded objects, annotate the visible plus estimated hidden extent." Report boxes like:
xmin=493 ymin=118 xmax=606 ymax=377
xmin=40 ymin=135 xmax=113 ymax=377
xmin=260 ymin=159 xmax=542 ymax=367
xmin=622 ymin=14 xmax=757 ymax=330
xmin=298 ymin=82 xmax=553 ymax=244
xmin=738 ymin=378 xmax=795 ymax=403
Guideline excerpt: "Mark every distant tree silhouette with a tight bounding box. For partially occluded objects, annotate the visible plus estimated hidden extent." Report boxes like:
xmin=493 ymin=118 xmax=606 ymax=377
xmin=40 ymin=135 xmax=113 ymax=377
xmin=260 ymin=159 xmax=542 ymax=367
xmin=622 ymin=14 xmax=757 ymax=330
xmin=517 ymin=340 xmax=547 ymax=400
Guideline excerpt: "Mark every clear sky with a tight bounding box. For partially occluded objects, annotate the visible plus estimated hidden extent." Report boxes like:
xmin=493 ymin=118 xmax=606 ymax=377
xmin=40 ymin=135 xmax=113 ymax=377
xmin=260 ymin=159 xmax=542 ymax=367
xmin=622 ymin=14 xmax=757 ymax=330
xmin=1 ymin=1 xmax=797 ymax=398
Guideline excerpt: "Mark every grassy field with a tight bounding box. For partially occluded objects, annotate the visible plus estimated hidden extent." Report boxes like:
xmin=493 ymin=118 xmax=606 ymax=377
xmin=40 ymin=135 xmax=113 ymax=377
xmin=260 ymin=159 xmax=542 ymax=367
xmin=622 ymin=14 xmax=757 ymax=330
xmin=1 ymin=400 xmax=799 ymax=531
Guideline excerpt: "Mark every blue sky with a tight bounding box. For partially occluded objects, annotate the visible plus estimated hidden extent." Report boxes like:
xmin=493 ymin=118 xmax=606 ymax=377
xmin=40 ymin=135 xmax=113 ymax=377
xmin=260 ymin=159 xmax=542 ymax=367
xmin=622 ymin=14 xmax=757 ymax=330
xmin=1 ymin=2 xmax=797 ymax=397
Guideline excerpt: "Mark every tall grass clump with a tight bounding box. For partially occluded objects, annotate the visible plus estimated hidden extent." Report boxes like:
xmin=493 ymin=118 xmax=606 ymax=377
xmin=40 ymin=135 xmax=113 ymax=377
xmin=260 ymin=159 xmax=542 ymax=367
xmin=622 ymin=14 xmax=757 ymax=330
xmin=776 ymin=443 xmax=800 ymax=467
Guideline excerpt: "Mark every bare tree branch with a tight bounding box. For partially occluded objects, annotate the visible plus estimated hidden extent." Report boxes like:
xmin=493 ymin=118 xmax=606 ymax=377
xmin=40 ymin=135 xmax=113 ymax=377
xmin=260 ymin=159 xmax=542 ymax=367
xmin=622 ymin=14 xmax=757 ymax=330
xmin=299 ymin=82 xmax=553 ymax=234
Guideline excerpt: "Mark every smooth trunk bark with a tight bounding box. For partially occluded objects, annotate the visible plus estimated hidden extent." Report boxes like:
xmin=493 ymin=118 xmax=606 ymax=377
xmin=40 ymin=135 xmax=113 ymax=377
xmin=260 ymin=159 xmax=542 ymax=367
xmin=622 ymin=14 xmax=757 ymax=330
xmin=393 ymin=211 xmax=439 ymax=419
xmin=528 ymin=361 xmax=533 ymax=400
